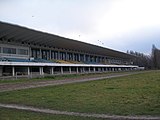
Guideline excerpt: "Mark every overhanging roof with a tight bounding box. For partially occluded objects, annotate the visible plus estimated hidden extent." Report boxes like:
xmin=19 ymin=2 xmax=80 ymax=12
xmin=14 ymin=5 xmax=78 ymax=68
xmin=0 ymin=21 xmax=134 ymax=59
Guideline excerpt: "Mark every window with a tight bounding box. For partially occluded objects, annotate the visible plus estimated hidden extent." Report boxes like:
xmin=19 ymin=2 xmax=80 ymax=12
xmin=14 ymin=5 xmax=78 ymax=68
xmin=3 ymin=47 xmax=16 ymax=54
xmin=18 ymin=49 xmax=28 ymax=55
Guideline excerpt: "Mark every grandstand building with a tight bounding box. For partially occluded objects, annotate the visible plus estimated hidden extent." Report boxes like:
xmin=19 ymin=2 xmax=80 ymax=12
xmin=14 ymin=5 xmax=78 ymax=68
xmin=0 ymin=21 xmax=139 ymax=78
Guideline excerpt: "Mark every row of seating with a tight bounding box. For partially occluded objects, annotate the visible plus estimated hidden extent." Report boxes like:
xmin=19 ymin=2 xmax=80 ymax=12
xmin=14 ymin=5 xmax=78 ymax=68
xmin=0 ymin=57 xmax=106 ymax=65
xmin=0 ymin=57 xmax=52 ymax=63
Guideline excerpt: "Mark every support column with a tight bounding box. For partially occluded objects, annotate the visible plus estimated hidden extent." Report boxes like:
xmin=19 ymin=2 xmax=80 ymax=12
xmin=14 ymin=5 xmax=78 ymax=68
xmin=93 ymin=67 xmax=96 ymax=72
xmin=61 ymin=67 xmax=63 ymax=74
xmin=66 ymin=52 xmax=68 ymax=60
xmin=88 ymin=67 xmax=91 ymax=73
xmin=39 ymin=67 xmax=44 ymax=75
xmin=51 ymin=67 xmax=54 ymax=74
xmin=79 ymin=54 xmax=81 ymax=61
xmin=69 ymin=67 xmax=72 ymax=74
xmin=12 ymin=66 xmax=15 ymax=76
xmin=27 ymin=67 xmax=30 ymax=75
xmin=49 ymin=50 xmax=52 ymax=60
xmin=40 ymin=48 xmax=42 ymax=59
xmin=58 ymin=51 xmax=60 ymax=60
xmin=76 ymin=67 xmax=79 ymax=73
xmin=0 ymin=66 xmax=2 ymax=76
xmin=73 ymin=53 xmax=75 ymax=61
xmin=84 ymin=54 xmax=86 ymax=62
xmin=102 ymin=67 xmax=104 ymax=72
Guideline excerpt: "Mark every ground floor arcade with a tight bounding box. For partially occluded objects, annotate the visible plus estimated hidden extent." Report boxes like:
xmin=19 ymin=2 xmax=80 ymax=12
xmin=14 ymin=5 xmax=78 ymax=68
xmin=0 ymin=62 xmax=139 ymax=79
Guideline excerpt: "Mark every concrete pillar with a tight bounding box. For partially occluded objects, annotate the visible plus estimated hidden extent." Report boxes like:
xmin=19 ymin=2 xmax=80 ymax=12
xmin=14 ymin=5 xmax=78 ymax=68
xmin=112 ymin=68 xmax=115 ymax=71
xmin=49 ymin=50 xmax=52 ymax=60
xmin=76 ymin=67 xmax=79 ymax=73
xmin=40 ymin=48 xmax=42 ymax=59
xmin=93 ymin=67 xmax=96 ymax=72
xmin=0 ymin=66 xmax=2 ymax=76
xmin=66 ymin=52 xmax=68 ymax=60
xmin=88 ymin=67 xmax=91 ymax=73
xmin=58 ymin=51 xmax=60 ymax=60
xmin=29 ymin=47 xmax=32 ymax=58
xmin=84 ymin=54 xmax=86 ymax=62
xmin=73 ymin=53 xmax=75 ymax=61
xmin=39 ymin=67 xmax=44 ymax=75
xmin=69 ymin=67 xmax=72 ymax=74
xmin=27 ymin=67 xmax=30 ymax=75
xmin=51 ymin=67 xmax=54 ymax=74
xmin=12 ymin=66 xmax=15 ymax=76
xmin=79 ymin=54 xmax=81 ymax=61
xmin=41 ymin=67 xmax=44 ymax=75
xmin=61 ymin=67 xmax=63 ymax=74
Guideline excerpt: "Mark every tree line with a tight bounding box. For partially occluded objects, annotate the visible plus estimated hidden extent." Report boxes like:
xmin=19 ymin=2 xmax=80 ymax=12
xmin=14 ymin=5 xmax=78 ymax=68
xmin=127 ymin=45 xmax=160 ymax=69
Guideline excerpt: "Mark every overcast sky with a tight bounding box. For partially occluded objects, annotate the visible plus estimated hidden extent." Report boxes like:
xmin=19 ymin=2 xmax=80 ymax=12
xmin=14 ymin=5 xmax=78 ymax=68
xmin=0 ymin=0 xmax=160 ymax=54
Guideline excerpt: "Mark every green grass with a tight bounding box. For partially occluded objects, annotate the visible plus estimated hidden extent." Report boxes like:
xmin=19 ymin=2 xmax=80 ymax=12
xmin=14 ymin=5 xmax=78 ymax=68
xmin=0 ymin=70 xmax=159 ymax=115
xmin=0 ymin=71 xmax=129 ymax=84
xmin=0 ymin=108 xmax=104 ymax=120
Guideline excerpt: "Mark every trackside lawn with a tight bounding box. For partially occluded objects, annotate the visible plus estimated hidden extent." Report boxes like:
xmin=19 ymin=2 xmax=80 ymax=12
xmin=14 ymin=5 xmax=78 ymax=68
xmin=0 ymin=108 xmax=104 ymax=120
xmin=0 ymin=70 xmax=160 ymax=116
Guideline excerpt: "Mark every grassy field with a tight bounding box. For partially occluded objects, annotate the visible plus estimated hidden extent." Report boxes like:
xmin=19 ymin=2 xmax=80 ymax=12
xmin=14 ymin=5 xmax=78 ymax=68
xmin=0 ymin=108 xmax=104 ymax=120
xmin=0 ymin=70 xmax=159 ymax=116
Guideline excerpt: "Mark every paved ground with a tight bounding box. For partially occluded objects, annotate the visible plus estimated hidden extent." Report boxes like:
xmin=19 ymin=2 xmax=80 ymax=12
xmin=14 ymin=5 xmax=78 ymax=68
xmin=0 ymin=72 xmax=139 ymax=92
xmin=0 ymin=103 xmax=159 ymax=120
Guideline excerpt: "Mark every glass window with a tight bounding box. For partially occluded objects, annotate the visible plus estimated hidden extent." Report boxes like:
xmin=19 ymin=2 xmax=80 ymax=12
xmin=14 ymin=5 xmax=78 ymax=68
xmin=18 ymin=49 xmax=28 ymax=55
xmin=3 ymin=47 xmax=16 ymax=54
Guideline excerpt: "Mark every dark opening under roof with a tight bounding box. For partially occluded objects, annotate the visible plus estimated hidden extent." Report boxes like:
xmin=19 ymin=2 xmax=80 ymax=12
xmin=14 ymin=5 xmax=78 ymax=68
xmin=0 ymin=21 xmax=134 ymax=59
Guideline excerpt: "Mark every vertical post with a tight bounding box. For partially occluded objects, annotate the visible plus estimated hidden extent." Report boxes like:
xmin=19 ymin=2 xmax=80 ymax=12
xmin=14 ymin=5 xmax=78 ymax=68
xmin=51 ymin=67 xmax=54 ymax=75
xmin=58 ymin=51 xmax=60 ymax=60
xmin=93 ymin=67 xmax=96 ymax=73
xmin=102 ymin=67 xmax=104 ymax=72
xmin=79 ymin=54 xmax=81 ymax=61
xmin=73 ymin=53 xmax=75 ymax=61
xmin=29 ymin=47 xmax=31 ymax=58
xmin=88 ymin=67 xmax=91 ymax=73
xmin=69 ymin=67 xmax=72 ymax=74
xmin=61 ymin=67 xmax=63 ymax=74
xmin=84 ymin=54 xmax=86 ymax=62
xmin=40 ymin=48 xmax=42 ymax=59
xmin=27 ymin=66 xmax=30 ymax=75
xmin=12 ymin=66 xmax=15 ymax=76
xmin=39 ymin=67 xmax=41 ymax=75
xmin=65 ymin=52 xmax=68 ymax=60
xmin=39 ymin=67 xmax=44 ymax=75
xmin=0 ymin=66 xmax=2 ymax=76
xmin=41 ymin=67 xmax=44 ymax=75
xmin=49 ymin=50 xmax=52 ymax=60
xmin=76 ymin=67 xmax=79 ymax=73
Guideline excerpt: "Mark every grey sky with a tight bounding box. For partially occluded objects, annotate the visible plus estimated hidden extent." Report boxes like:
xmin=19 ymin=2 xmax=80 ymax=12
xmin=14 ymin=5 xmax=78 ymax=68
xmin=0 ymin=0 xmax=160 ymax=54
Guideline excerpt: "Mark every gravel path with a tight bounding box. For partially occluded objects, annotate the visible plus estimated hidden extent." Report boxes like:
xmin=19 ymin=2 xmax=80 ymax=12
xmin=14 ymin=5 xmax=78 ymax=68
xmin=0 ymin=73 xmax=138 ymax=92
xmin=0 ymin=103 xmax=159 ymax=120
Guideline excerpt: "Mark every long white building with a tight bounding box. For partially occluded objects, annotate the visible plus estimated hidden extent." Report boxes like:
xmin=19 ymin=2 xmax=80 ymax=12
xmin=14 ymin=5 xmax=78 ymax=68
xmin=0 ymin=21 xmax=139 ymax=78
